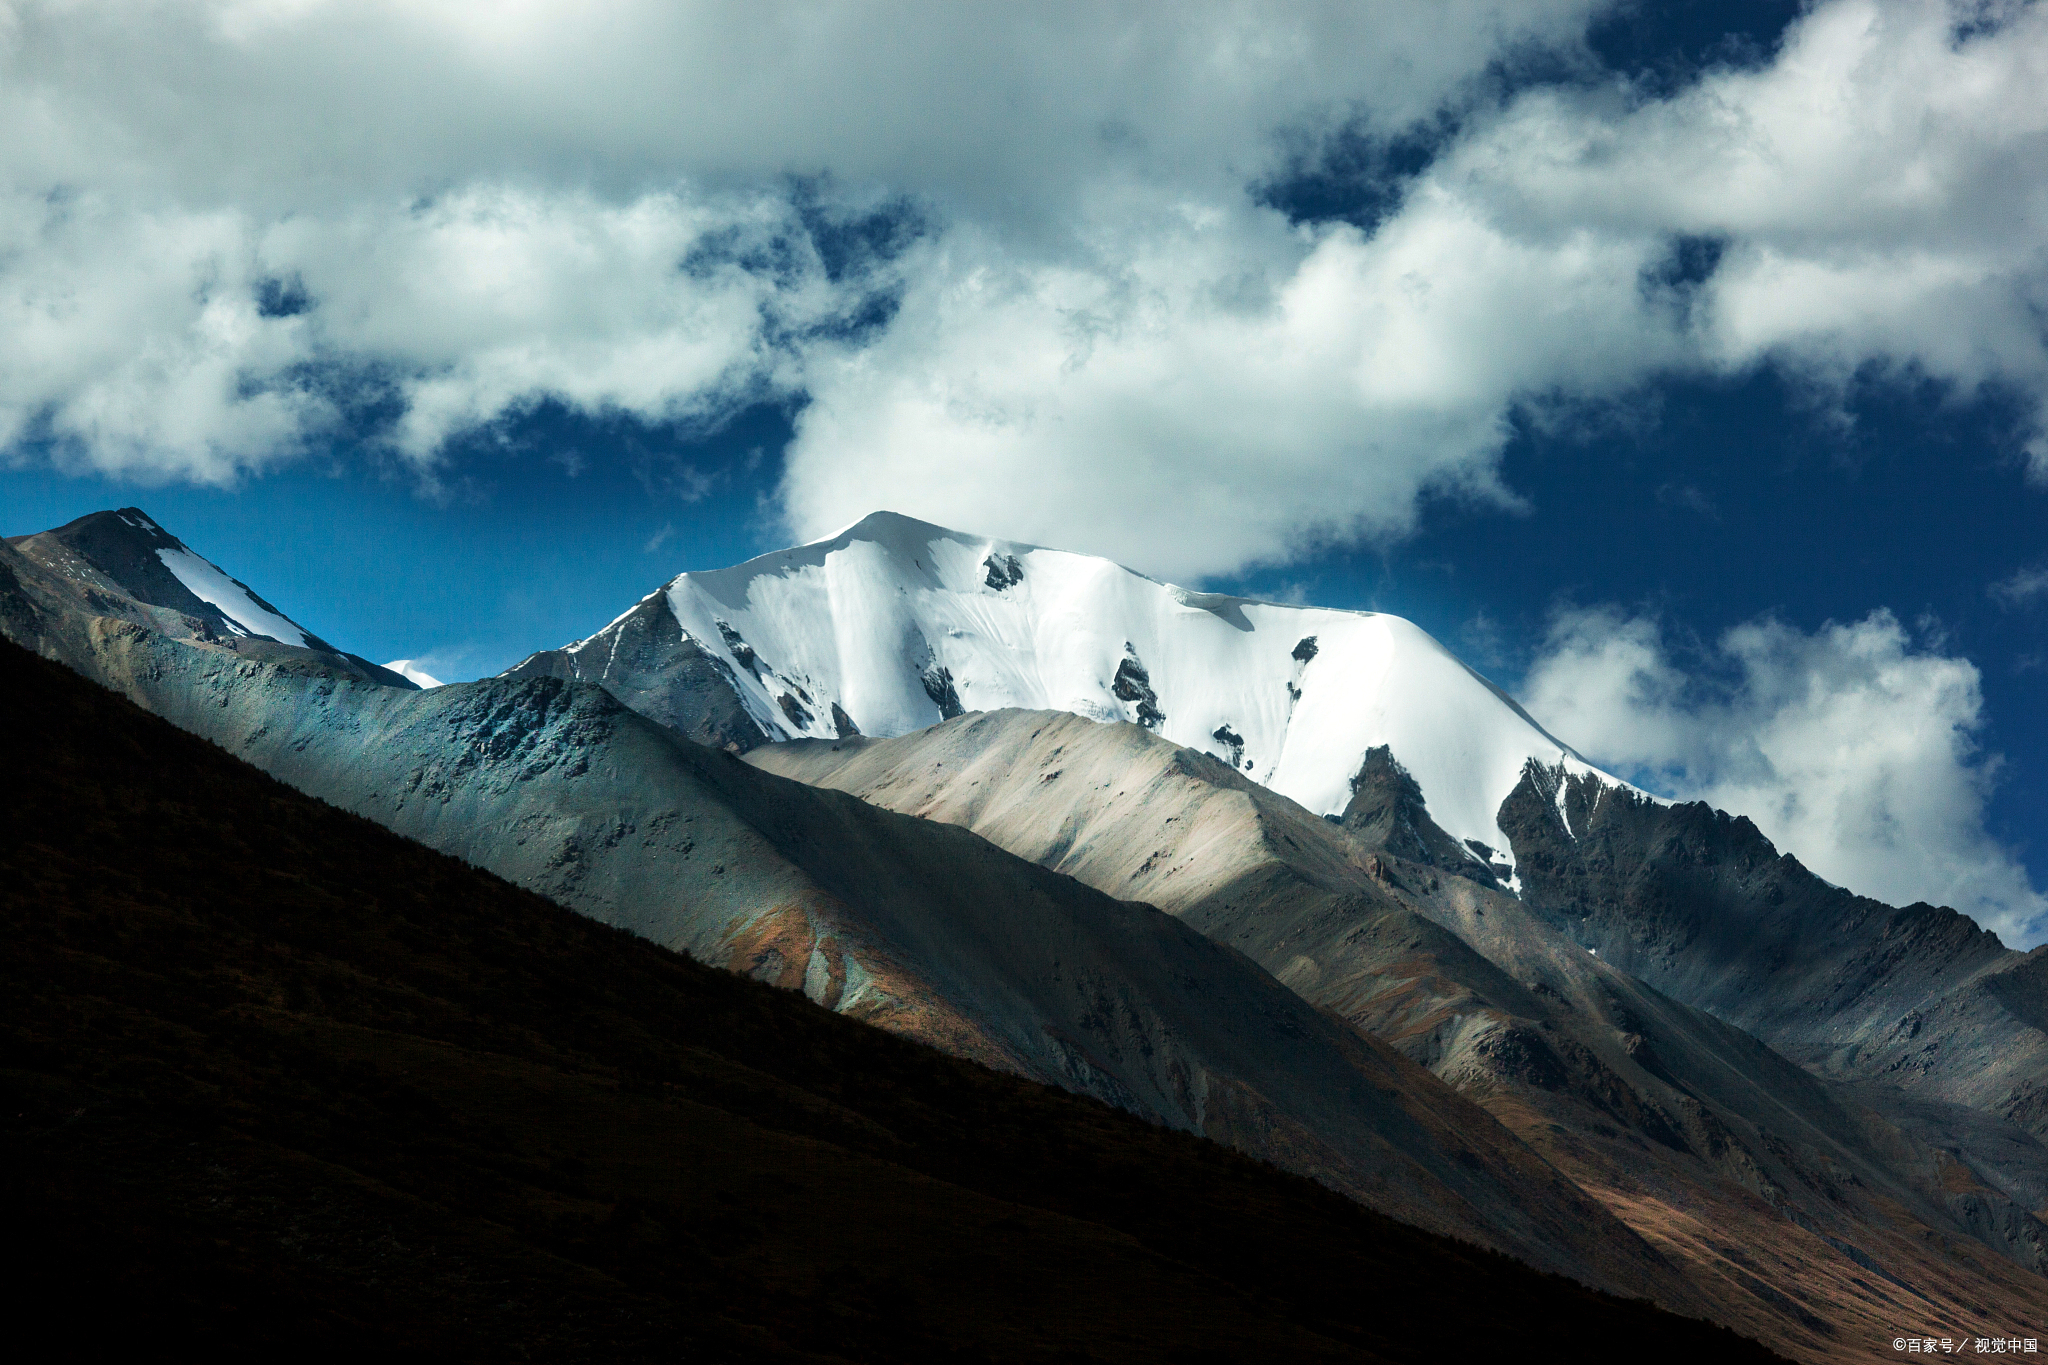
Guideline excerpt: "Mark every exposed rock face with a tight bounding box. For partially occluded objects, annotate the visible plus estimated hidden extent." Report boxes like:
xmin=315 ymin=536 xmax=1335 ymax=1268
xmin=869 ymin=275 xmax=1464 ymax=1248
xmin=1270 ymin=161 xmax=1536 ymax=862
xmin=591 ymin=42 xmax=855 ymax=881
xmin=982 ymin=551 xmax=1023 ymax=590
xmin=1496 ymin=761 xmax=2048 ymax=1142
xmin=1211 ymin=723 xmax=1246 ymax=768
xmin=22 ymin=508 xmax=304 ymax=644
xmin=751 ymin=709 xmax=2048 ymax=1362
xmin=502 ymin=592 xmax=770 ymax=753
xmin=714 ymin=618 xmax=758 ymax=672
xmin=920 ymin=659 xmax=964 ymax=719
xmin=1110 ymin=644 xmax=1164 ymax=729
xmin=1340 ymin=745 xmax=1503 ymax=891
xmin=0 ymin=515 xmax=1670 ymax=1289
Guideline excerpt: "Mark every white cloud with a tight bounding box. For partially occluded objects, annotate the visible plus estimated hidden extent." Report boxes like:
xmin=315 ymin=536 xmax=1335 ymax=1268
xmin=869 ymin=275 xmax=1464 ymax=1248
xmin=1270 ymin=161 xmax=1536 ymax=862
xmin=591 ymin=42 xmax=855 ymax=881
xmin=0 ymin=191 xmax=323 ymax=481
xmin=1521 ymin=605 xmax=2048 ymax=947
xmin=0 ymin=181 xmax=844 ymax=484
xmin=1991 ymin=564 xmax=2048 ymax=606
xmin=0 ymin=0 xmax=1606 ymax=508
xmin=1 ymin=0 xmax=2044 ymax=576
xmin=781 ymin=184 xmax=1681 ymax=574
xmin=1452 ymin=0 xmax=2048 ymax=464
xmin=1 ymin=1 xmax=1600 ymax=217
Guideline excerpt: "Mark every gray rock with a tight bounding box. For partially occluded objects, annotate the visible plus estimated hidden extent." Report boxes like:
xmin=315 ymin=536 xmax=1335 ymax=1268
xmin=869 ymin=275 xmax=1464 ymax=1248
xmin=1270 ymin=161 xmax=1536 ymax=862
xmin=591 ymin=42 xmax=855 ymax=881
xmin=1497 ymin=760 xmax=2048 ymax=1144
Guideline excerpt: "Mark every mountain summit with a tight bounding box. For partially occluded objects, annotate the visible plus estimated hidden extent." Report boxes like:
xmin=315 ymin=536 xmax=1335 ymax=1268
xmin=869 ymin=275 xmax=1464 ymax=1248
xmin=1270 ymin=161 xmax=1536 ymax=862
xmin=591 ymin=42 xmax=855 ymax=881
xmin=509 ymin=510 xmax=1625 ymax=885
xmin=3 ymin=508 xmax=411 ymax=689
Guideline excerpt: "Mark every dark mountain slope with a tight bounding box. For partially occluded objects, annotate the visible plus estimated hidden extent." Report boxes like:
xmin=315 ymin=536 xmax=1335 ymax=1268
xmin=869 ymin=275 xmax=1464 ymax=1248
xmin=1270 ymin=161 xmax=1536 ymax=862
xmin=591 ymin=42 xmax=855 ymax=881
xmin=0 ymin=637 xmax=1786 ymax=1364
xmin=503 ymin=587 xmax=770 ymax=753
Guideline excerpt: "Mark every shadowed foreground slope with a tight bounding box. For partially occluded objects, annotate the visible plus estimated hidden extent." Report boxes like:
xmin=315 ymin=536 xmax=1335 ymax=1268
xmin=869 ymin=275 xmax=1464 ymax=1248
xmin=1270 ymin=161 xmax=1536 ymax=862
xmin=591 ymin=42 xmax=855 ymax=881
xmin=0 ymin=640 xmax=1784 ymax=1364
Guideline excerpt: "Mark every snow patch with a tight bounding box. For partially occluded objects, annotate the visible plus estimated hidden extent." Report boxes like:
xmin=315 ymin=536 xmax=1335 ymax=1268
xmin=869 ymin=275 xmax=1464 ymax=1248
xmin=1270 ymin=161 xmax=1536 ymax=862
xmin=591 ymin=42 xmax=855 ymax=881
xmin=155 ymin=548 xmax=309 ymax=647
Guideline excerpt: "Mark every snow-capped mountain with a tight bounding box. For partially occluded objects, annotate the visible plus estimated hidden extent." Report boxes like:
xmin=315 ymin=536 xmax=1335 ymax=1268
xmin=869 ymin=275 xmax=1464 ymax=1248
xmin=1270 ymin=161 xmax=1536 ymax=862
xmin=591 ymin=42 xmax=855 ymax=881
xmin=11 ymin=504 xmax=2047 ymax=1348
xmin=511 ymin=510 xmax=1626 ymax=881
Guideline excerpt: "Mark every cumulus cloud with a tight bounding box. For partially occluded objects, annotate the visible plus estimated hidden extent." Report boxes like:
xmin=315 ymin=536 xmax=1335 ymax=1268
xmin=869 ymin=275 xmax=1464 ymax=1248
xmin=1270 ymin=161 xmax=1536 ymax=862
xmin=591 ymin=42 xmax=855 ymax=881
xmin=0 ymin=0 xmax=1608 ymax=511
xmin=2 ymin=0 xmax=2045 ymax=576
xmin=781 ymin=183 xmax=1677 ymax=572
xmin=0 ymin=180 xmax=851 ymax=484
xmin=1452 ymin=0 xmax=2048 ymax=463
xmin=1521 ymin=605 xmax=2048 ymax=947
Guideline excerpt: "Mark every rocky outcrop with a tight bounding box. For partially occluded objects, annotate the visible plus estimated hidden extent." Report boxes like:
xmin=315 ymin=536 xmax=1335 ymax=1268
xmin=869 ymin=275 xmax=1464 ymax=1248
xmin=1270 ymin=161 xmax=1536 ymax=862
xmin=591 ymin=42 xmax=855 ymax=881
xmin=5 ymin=511 xmax=411 ymax=689
xmin=502 ymin=591 xmax=770 ymax=753
xmin=1109 ymin=644 xmax=1164 ymax=729
xmin=1340 ymin=745 xmax=1503 ymax=890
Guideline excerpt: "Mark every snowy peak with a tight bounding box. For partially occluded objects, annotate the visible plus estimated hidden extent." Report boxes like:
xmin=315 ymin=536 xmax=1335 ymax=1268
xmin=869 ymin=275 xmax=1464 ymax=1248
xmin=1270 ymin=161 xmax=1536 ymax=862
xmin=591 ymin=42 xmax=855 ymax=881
xmin=533 ymin=510 xmax=1630 ymax=880
xmin=8 ymin=508 xmax=418 ymax=689
xmin=12 ymin=508 xmax=317 ymax=649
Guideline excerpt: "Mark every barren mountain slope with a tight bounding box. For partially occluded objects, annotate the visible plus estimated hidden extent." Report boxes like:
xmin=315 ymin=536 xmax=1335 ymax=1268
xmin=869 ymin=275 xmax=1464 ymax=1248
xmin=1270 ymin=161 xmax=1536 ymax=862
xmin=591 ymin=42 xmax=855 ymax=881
xmin=0 ymin=521 xmax=1681 ymax=1292
xmin=511 ymin=508 xmax=2044 ymax=1168
xmin=753 ymin=712 xmax=2048 ymax=1364
xmin=6 ymin=509 xmax=413 ymax=688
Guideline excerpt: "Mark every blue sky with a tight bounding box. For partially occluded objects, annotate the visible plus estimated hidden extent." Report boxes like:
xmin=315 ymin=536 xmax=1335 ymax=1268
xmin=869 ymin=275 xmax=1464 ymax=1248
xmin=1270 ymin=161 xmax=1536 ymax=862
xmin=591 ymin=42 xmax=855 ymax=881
xmin=4 ymin=0 xmax=2044 ymax=942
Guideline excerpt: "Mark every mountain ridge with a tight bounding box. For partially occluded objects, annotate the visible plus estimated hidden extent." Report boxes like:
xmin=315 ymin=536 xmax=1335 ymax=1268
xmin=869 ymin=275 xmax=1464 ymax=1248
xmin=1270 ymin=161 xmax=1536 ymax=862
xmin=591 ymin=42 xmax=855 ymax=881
xmin=9 ymin=503 xmax=2045 ymax=1361
xmin=0 ymin=512 xmax=1686 ymax=1295
xmin=1498 ymin=770 xmax=2048 ymax=1142
xmin=750 ymin=708 xmax=2048 ymax=1362
xmin=5 ymin=507 xmax=414 ymax=689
